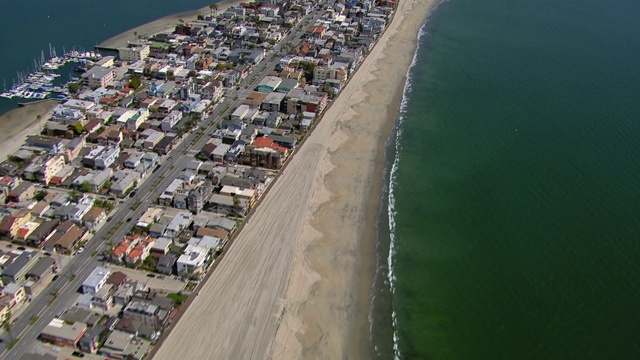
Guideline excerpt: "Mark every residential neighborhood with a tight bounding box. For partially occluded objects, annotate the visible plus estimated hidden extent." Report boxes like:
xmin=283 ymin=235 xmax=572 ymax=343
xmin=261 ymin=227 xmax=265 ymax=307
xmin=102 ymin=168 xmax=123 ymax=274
xmin=0 ymin=0 xmax=397 ymax=358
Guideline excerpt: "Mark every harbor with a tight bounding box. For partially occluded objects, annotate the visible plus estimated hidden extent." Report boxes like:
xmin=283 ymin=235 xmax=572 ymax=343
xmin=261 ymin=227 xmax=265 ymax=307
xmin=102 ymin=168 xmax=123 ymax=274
xmin=0 ymin=44 xmax=103 ymax=102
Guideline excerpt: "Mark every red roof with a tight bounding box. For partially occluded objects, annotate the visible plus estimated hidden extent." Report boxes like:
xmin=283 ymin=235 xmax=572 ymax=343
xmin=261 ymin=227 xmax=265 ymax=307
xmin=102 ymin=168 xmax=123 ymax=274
xmin=252 ymin=137 xmax=287 ymax=154
xmin=49 ymin=177 xmax=63 ymax=185
xmin=127 ymin=244 xmax=145 ymax=260
xmin=17 ymin=227 xmax=30 ymax=239
xmin=0 ymin=176 xmax=14 ymax=185
xmin=113 ymin=241 xmax=132 ymax=257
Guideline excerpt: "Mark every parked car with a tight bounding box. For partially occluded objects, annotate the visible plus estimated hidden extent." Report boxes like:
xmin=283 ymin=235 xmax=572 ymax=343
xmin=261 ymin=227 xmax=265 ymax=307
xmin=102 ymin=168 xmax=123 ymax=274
xmin=71 ymin=351 xmax=85 ymax=357
xmin=146 ymin=273 xmax=156 ymax=278
xmin=77 ymin=246 xmax=85 ymax=254
xmin=17 ymin=246 xmax=26 ymax=251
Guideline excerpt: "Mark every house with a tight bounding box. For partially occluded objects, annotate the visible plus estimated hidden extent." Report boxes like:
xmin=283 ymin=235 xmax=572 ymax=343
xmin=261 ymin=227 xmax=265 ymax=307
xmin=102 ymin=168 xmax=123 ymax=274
xmin=26 ymin=219 xmax=59 ymax=248
xmin=156 ymin=254 xmax=177 ymax=276
xmin=164 ymin=211 xmax=193 ymax=239
xmin=1 ymin=251 xmax=38 ymax=285
xmin=25 ymin=135 xmax=65 ymax=154
xmin=113 ymin=280 xmax=139 ymax=306
xmin=284 ymin=88 xmax=329 ymax=115
xmin=101 ymin=330 xmax=151 ymax=360
xmin=0 ymin=175 xmax=20 ymax=202
xmin=154 ymin=136 xmax=175 ymax=155
xmin=110 ymin=172 xmax=139 ymax=198
xmin=82 ymin=207 xmax=106 ymax=230
xmin=0 ymin=209 xmax=32 ymax=239
xmin=25 ymin=256 xmax=56 ymax=283
xmin=159 ymin=179 xmax=184 ymax=206
xmin=188 ymin=235 xmax=221 ymax=251
xmin=14 ymin=221 xmax=40 ymax=244
xmin=206 ymin=216 xmax=236 ymax=233
xmin=239 ymin=136 xmax=288 ymax=169
xmin=2 ymin=283 xmax=27 ymax=308
xmin=50 ymin=222 xmax=87 ymax=253
xmin=160 ymin=111 xmax=183 ymax=132
xmin=255 ymin=76 xmax=282 ymax=93
xmin=111 ymin=237 xmax=139 ymax=263
xmin=123 ymin=300 xmax=170 ymax=331
xmin=82 ymin=146 xmax=120 ymax=170
xmin=187 ymin=180 xmax=213 ymax=214
xmin=39 ymin=319 xmax=87 ymax=348
xmin=150 ymin=237 xmax=173 ymax=258
xmin=177 ymin=245 xmax=208 ymax=275
xmin=261 ymin=92 xmax=286 ymax=112
xmin=231 ymin=104 xmax=250 ymax=121
xmin=143 ymin=131 xmax=165 ymax=150
xmin=124 ymin=237 xmax=154 ymax=266
xmin=7 ymin=181 xmax=37 ymax=203
xmin=82 ymin=266 xmax=111 ymax=295
xmin=266 ymin=134 xmax=297 ymax=149
xmin=208 ymin=193 xmax=249 ymax=216
xmin=79 ymin=324 xmax=105 ymax=354
xmin=92 ymin=283 xmax=114 ymax=310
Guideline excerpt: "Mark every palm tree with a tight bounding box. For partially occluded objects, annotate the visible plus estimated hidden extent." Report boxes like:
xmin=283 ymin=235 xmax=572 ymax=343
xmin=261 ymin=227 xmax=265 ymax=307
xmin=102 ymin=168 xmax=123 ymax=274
xmin=209 ymin=3 xmax=219 ymax=18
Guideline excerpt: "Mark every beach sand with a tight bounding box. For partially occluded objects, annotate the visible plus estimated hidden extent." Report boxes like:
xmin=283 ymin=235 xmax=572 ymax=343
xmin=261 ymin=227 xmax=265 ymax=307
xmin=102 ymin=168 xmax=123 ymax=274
xmin=98 ymin=0 xmax=246 ymax=50
xmin=0 ymin=100 xmax=58 ymax=161
xmin=152 ymin=0 xmax=436 ymax=359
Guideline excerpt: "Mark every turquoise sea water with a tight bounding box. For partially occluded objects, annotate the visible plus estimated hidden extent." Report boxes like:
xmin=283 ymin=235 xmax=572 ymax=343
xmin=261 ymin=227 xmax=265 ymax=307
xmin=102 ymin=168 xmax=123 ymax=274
xmin=0 ymin=0 xmax=211 ymax=115
xmin=379 ymin=0 xmax=640 ymax=358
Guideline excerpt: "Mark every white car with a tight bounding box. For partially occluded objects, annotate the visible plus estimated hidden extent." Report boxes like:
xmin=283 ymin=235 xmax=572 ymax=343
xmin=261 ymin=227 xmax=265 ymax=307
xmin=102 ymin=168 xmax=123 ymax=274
xmin=77 ymin=247 xmax=85 ymax=254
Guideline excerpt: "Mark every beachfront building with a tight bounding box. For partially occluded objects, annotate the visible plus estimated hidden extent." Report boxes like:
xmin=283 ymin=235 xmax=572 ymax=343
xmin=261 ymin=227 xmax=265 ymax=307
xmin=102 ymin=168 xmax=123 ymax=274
xmin=119 ymin=44 xmax=151 ymax=62
xmin=177 ymin=244 xmax=208 ymax=275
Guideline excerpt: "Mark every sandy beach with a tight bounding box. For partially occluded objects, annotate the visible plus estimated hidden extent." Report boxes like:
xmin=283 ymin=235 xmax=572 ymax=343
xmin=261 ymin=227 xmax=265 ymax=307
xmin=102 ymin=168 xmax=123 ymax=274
xmin=98 ymin=0 xmax=246 ymax=50
xmin=152 ymin=0 xmax=437 ymax=359
xmin=0 ymin=100 xmax=58 ymax=162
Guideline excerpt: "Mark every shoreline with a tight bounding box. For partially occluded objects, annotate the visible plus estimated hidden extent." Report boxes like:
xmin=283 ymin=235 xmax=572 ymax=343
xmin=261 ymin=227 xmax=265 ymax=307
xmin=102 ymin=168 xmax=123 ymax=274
xmin=98 ymin=0 xmax=246 ymax=50
xmin=0 ymin=100 xmax=59 ymax=162
xmin=270 ymin=0 xmax=437 ymax=358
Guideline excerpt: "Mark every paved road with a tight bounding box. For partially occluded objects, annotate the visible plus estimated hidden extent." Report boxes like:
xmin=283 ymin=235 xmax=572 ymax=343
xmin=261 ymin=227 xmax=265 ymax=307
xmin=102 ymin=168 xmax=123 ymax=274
xmin=0 ymin=9 xmax=321 ymax=359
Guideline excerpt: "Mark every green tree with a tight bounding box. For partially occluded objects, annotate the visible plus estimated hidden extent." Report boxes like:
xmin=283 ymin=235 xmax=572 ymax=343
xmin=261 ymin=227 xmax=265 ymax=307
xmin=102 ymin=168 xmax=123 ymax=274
xmin=69 ymin=190 xmax=82 ymax=202
xmin=34 ymin=190 xmax=48 ymax=201
xmin=81 ymin=181 xmax=92 ymax=193
xmin=129 ymin=76 xmax=142 ymax=89
xmin=67 ymin=82 xmax=80 ymax=94
xmin=73 ymin=123 xmax=84 ymax=135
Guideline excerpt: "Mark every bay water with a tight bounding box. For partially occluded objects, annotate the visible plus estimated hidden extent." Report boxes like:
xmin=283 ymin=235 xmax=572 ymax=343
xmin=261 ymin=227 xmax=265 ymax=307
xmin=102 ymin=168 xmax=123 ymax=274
xmin=0 ymin=0 xmax=211 ymax=115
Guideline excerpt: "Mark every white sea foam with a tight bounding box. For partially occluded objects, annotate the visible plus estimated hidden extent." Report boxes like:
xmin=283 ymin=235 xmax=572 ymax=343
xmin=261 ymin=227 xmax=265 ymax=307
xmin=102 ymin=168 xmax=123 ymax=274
xmin=386 ymin=1 xmax=446 ymax=356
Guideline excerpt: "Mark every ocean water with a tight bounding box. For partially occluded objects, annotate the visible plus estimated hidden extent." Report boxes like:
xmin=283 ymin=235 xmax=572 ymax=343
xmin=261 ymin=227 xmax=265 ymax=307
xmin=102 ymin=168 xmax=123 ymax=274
xmin=0 ymin=0 xmax=212 ymax=116
xmin=377 ymin=0 xmax=640 ymax=359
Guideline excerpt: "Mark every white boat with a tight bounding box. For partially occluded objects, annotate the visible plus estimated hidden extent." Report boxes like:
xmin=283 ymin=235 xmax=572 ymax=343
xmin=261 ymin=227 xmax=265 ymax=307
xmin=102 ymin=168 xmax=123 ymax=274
xmin=0 ymin=92 xmax=14 ymax=99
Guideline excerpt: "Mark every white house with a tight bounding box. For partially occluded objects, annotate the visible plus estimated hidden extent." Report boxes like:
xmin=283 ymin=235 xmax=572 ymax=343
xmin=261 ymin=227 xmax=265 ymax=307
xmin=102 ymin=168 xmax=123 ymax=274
xmin=177 ymin=245 xmax=208 ymax=275
xmin=81 ymin=266 xmax=111 ymax=295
